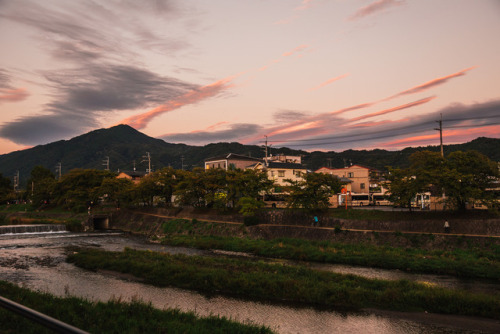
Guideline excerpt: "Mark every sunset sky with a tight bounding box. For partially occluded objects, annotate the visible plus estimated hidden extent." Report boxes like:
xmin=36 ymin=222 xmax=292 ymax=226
xmin=1 ymin=0 xmax=499 ymax=155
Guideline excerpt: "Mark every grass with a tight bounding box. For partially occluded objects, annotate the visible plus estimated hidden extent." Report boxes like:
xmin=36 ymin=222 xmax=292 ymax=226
xmin=159 ymin=220 xmax=500 ymax=279
xmin=0 ymin=280 xmax=273 ymax=334
xmin=67 ymin=248 xmax=500 ymax=319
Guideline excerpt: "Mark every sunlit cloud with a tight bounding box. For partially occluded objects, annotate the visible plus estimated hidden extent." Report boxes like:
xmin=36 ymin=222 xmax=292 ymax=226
xmin=0 ymin=88 xmax=29 ymax=103
xmin=271 ymin=121 xmax=320 ymax=135
xmin=387 ymin=67 xmax=476 ymax=100
xmin=282 ymin=45 xmax=309 ymax=57
xmin=120 ymin=76 xmax=237 ymax=129
xmin=329 ymin=67 xmax=474 ymax=117
xmin=348 ymin=119 xmax=405 ymax=128
xmin=295 ymin=0 xmax=315 ymax=11
xmin=330 ymin=102 xmax=376 ymax=115
xmin=204 ymin=121 xmax=229 ymax=131
xmin=380 ymin=125 xmax=500 ymax=149
xmin=308 ymin=73 xmax=349 ymax=91
xmin=161 ymin=123 xmax=263 ymax=144
xmin=347 ymin=96 xmax=437 ymax=122
xmin=349 ymin=0 xmax=405 ymax=21
xmin=275 ymin=0 xmax=317 ymax=25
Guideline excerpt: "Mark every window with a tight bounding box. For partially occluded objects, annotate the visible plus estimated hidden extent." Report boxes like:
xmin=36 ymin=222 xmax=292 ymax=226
xmin=360 ymin=183 xmax=365 ymax=189
xmin=348 ymin=172 xmax=354 ymax=178
xmin=278 ymin=170 xmax=285 ymax=177
xmin=270 ymin=171 xmax=275 ymax=177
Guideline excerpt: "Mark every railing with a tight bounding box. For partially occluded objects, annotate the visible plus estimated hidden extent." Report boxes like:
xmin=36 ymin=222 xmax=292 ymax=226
xmin=0 ymin=295 xmax=89 ymax=334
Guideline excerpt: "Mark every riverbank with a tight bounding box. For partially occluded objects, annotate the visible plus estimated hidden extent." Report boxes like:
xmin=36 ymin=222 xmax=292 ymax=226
xmin=67 ymin=247 xmax=500 ymax=319
xmin=0 ymin=280 xmax=272 ymax=333
xmin=107 ymin=210 xmax=500 ymax=279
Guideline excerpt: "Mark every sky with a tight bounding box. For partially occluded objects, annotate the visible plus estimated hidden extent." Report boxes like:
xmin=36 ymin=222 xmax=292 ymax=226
xmin=0 ymin=0 xmax=499 ymax=155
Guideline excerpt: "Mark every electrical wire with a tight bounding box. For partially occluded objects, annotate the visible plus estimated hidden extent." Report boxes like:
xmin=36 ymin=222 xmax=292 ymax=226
xmin=264 ymin=118 xmax=499 ymax=148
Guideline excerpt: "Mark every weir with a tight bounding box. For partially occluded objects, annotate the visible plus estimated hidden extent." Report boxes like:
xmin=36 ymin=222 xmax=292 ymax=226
xmin=0 ymin=224 xmax=67 ymax=235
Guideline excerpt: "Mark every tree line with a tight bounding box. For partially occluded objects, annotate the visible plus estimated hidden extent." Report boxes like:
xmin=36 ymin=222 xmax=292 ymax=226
xmin=387 ymin=150 xmax=499 ymax=211
xmin=0 ymin=150 xmax=497 ymax=213
xmin=2 ymin=166 xmax=343 ymax=215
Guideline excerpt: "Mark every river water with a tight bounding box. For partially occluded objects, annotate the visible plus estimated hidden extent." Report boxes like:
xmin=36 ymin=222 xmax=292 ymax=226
xmin=0 ymin=231 xmax=499 ymax=333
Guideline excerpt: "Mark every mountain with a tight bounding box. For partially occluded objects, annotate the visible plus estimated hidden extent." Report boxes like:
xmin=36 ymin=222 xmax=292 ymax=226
xmin=0 ymin=124 xmax=498 ymax=186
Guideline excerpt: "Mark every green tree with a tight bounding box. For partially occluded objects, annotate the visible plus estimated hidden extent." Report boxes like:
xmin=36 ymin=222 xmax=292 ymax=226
xmin=52 ymin=169 xmax=115 ymax=211
xmin=285 ymin=172 xmax=343 ymax=212
xmin=387 ymin=168 xmax=421 ymax=211
xmin=154 ymin=167 xmax=180 ymax=207
xmin=226 ymin=169 xmax=274 ymax=208
xmin=174 ymin=168 xmax=212 ymax=208
xmin=388 ymin=150 xmax=499 ymax=211
xmin=97 ymin=177 xmax=134 ymax=208
xmin=441 ymin=151 xmax=499 ymax=211
xmin=26 ymin=166 xmax=56 ymax=207
xmin=0 ymin=173 xmax=12 ymax=204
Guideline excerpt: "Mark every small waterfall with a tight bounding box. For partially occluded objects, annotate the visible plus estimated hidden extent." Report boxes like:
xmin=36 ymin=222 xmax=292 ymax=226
xmin=0 ymin=224 xmax=67 ymax=235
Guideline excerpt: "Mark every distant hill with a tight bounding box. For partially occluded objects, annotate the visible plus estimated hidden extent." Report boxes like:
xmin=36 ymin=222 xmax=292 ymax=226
xmin=0 ymin=124 xmax=498 ymax=186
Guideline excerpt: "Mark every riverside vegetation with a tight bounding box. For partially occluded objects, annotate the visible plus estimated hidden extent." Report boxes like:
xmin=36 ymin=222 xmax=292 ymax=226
xmin=158 ymin=218 xmax=500 ymax=280
xmin=67 ymin=247 xmax=500 ymax=319
xmin=0 ymin=280 xmax=272 ymax=334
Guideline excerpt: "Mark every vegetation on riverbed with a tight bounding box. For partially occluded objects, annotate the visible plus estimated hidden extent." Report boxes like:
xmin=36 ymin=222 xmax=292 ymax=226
xmin=159 ymin=219 xmax=500 ymax=279
xmin=0 ymin=280 xmax=272 ymax=334
xmin=67 ymin=248 xmax=500 ymax=319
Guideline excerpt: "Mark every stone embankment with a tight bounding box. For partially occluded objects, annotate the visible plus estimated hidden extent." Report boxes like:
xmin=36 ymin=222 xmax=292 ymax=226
xmin=110 ymin=208 xmax=500 ymax=250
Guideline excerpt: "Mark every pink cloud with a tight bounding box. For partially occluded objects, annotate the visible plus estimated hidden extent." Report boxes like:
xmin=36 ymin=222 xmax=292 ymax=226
xmin=348 ymin=96 xmax=436 ymax=122
xmin=348 ymin=119 xmax=405 ymax=128
xmin=282 ymin=45 xmax=309 ymax=57
xmin=388 ymin=66 xmax=476 ymax=100
xmin=295 ymin=0 xmax=315 ymax=11
xmin=308 ymin=73 xmax=349 ymax=91
xmin=330 ymin=102 xmax=376 ymax=115
xmin=0 ymin=88 xmax=29 ymax=103
xmin=380 ymin=125 xmax=500 ymax=149
xmin=120 ymin=76 xmax=237 ymax=129
xmin=204 ymin=121 xmax=229 ymax=131
xmin=349 ymin=0 xmax=404 ymax=21
xmin=328 ymin=67 xmax=474 ymax=117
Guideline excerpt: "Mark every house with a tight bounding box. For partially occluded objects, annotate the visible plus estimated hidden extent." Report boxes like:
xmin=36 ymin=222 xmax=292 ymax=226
xmin=116 ymin=170 xmax=147 ymax=184
xmin=315 ymin=165 xmax=385 ymax=194
xmin=204 ymin=153 xmax=262 ymax=170
xmin=266 ymin=154 xmax=302 ymax=164
xmin=252 ymin=161 xmax=307 ymax=188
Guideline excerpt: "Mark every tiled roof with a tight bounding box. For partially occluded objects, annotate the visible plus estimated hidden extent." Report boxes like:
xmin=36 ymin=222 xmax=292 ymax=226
xmin=205 ymin=153 xmax=263 ymax=162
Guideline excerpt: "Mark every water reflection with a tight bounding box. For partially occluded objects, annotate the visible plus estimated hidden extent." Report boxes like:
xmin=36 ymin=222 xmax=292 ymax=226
xmin=0 ymin=232 xmax=498 ymax=334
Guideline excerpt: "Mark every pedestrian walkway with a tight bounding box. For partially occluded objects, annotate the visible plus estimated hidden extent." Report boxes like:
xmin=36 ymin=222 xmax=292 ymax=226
xmin=132 ymin=211 xmax=500 ymax=238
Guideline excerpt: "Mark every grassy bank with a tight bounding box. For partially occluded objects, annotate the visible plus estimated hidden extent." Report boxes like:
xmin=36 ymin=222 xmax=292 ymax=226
xmin=159 ymin=219 xmax=500 ymax=279
xmin=67 ymin=248 xmax=500 ymax=319
xmin=0 ymin=280 xmax=272 ymax=334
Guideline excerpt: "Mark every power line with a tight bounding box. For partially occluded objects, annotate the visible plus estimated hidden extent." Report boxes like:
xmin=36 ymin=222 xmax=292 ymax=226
xmin=264 ymin=118 xmax=499 ymax=148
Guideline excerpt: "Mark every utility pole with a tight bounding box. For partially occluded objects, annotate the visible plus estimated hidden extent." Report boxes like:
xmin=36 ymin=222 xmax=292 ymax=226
xmin=181 ymin=156 xmax=185 ymax=170
xmin=103 ymin=156 xmax=110 ymax=171
xmin=142 ymin=152 xmax=151 ymax=173
xmin=13 ymin=171 xmax=19 ymax=192
xmin=55 ymin=162 xmax=62 ymax=180
xmin=263 ymin=135 xmax=268 ymax=166
xmin=434 ymin=113 xmax=444 ymax=157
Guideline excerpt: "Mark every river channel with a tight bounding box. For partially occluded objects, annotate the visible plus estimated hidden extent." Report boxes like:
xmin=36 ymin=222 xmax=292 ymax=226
xmin=1 ymin=230 xmax=499 ymax=333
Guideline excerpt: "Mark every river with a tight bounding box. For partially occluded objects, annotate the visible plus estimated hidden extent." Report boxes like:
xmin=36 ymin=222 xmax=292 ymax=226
xmin=1 ymin=230 xmax=499 ymax=333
